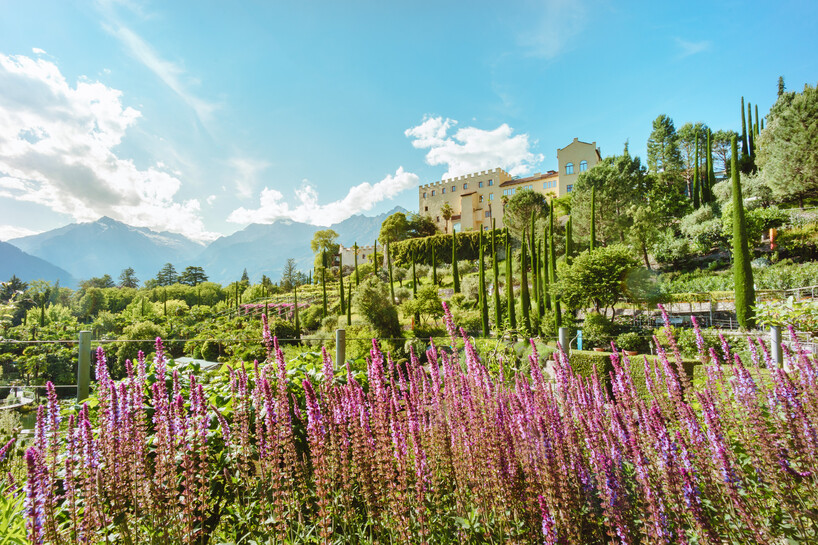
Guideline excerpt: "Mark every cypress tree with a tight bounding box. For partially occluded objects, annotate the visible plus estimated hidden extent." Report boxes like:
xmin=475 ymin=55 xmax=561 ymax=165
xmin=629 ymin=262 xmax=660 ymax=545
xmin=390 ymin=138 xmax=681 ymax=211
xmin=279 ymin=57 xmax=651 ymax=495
xmin=730 ymin=135 xmax=756 ymax=329
xmin=693 ymin=134 xmax=700 ymax=209
xmin=372 ymin=241 xmax=378 ymax=276
xmin=542 ymin=225 xmax=551 ymax=311
xmin=741 ymin=96 xmax=749 ymax=156
xmin=339 ymin=253 xmax=345 ymax=315
xmin=321 ymin=251 xmax=327 ymax=318
xmin=479 ymin=230 xmax=489 ymax=336
xmin=387 ymin=243 xmax=395 ymax=302
xmin=549 ymin=201 xmax=561 ymax=328
xmin=565 ymin=215 xmax=574 ymax=265
xmin=353 ymin=242 xmax=360 ymax=286
xmin=505 ymin=229 xmax=516 ymax=330
xmin=537 ymin=239 xmax=545 ymax=319
xmin=452 ymin=227 xmax=460 ymax=293
xmin=520 ymin=232 xmax=531 ymax=334
xmin=492 ymin=220 xmax=501 ymax=328
xmin=707 ymin=128 xmax=716 ymax=203
xmin=293 ymin=284 xmax=300 ymax=340
xmin=411 ymin=249 xmax=420 ymax=326
xmin=590 ymin=185 xmax=597 ymax=251
xmin=748 ymin=102 xmax=755 ymax=158
xmin=346 ymin=280 xmax=352 ymax=326
xmin=754 ymin=104 xmax=760 ymax=137
xmin=529 ymin=212 xmax=539 ymax=313
xmin=431 ymin=244 xmax=438 ymax=285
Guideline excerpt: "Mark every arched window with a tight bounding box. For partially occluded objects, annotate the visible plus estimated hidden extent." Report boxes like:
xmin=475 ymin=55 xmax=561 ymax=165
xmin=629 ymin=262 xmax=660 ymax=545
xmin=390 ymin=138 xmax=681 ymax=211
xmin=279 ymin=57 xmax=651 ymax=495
xmin=580 ymin=160 xmax=588 ymax=172
xmin=565 ymin=163 xmax=574 ymax=175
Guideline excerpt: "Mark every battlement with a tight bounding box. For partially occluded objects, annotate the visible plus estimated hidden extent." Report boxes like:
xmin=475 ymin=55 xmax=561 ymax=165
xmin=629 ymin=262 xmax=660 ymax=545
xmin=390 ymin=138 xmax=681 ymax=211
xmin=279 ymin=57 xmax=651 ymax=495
xmin=418 ymin=167 xmax=509 ymax=191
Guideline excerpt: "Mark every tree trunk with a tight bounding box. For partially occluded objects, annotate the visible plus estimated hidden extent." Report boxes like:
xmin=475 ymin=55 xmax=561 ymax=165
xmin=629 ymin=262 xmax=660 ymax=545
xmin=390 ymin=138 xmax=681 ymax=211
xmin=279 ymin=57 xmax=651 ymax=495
xmin=642 ymin=242 xmax=651 ymax=270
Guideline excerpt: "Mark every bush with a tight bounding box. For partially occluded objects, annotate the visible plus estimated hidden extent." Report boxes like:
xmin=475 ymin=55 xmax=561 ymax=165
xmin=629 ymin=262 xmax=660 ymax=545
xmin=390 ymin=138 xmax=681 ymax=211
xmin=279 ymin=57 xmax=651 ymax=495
xmin=581 ymin=313 xmax=614 ymax=349
xmin=354 ymin=277 xmax=402 ymax=340
xmin=653 ymin=325 xmax=720 ymax=359
xmin=615 ymin=331 xmax=646 ymax=352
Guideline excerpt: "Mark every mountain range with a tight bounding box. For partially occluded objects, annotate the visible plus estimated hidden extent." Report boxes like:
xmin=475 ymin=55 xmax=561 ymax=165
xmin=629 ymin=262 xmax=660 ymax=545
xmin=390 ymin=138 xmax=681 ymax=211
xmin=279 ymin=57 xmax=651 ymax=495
xmin=3 ymin=207 xmax=407 ymax=286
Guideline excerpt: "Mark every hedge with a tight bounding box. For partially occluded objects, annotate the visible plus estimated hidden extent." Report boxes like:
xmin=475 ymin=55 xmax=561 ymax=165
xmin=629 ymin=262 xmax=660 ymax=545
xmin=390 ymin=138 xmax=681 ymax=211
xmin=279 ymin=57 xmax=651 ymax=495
xmin=567 ymin=349 xmax=702 ymax=400
xmin=390 ymin=229 xmax=505 ymax=267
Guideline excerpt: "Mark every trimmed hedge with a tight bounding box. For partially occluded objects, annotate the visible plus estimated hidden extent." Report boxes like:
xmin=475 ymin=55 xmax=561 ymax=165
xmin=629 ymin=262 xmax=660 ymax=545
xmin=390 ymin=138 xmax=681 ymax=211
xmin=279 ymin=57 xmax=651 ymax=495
xmin=567 ymin=350 xmax=701 ymax=400
xmin=390 ymin=229 xmax=505 ymax=267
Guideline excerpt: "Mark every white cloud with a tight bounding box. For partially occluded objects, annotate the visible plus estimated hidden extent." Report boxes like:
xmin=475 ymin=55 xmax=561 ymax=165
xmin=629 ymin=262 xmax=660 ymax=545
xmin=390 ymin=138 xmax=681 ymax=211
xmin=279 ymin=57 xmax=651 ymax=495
xmin=228 ymin=157 xmax=271 ymax=199
xmin=206 ymin=194 xmax=216 ymax=205
xmin=0 ymin=224 xmax=41 ymax=241
xmin=0 ymin=53 xmax=217 ymax=242
xmin=518 ymin=0 xmax=590 ymax=59
xmin=675 ymin=38 xmax=711 ymax=58
xmin=31 ymin=48 xmax=47 ymax=56
xmin=227 ymin=167 xmax=419 ymax=226
xmin=405 ymin=116 xmax=543 ymax=179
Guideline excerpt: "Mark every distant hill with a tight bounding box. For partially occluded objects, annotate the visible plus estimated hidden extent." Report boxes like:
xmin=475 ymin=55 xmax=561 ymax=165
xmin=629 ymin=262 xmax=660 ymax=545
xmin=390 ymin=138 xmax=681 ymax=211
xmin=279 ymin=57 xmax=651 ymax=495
xmin=0 ymin=241 xmax=76 ymax=286
xmin=198 ymin=206 xmax=408 ymax=283
xmin=6 ymin=208 xmax=408 ymax=286
xmin=8 ymin=216 xmax=204 ymax=283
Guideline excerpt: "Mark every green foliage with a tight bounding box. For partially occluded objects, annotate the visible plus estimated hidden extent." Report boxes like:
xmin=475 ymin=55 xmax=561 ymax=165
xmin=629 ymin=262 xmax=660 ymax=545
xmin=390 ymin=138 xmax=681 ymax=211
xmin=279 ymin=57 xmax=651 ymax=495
xmin=731 ymin=135 xmax=756 ymax=328
xmin=400 ymin=285 xmax=443 ymax=326
xmin=581 ymin=313 xmax=614 ymax=349
xmin=777 ymin=223 xmax=818 ymax=260
xmin=0 ymin=486 xmax=26 ymax=544
xmin=653 ymin=229 xmax=698 ymax=267
xmin=390 ymin=228 xmax=501 ymax=267
xmin=353 ymin=277 xmax=401 ymax=339
xmin=647 ymin=114 xmax=683 ymax=174
xmin=754 ymin=297 xmax=818 ymax=334
xmin=556 ymin=245 xmax=640 ymax=316
xmin=503 ymin=189 xmax=548 ymax=240
xmin=614 ymin=331 xmax=646 ymax=352
xmin=113 ymin=321 xmax=168 ymax=377
xmin=155 ymin=263 xmax=179 ymax=286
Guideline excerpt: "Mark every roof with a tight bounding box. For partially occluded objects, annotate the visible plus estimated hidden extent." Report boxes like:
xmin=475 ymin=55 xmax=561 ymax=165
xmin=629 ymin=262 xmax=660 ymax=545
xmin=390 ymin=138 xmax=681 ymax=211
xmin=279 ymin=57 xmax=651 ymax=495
xmin=499 ymin=171 xmax=556 ymax=187
xmin=460 ymin=191 xmax=477 ymax=197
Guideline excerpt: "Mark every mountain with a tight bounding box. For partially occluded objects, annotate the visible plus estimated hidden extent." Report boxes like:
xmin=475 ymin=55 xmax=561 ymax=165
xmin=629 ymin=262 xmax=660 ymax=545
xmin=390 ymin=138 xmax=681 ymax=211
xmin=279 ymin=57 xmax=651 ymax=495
xmin=8 ymin=217 xmax=204 ymax=283
xmin=0 ymin=241 xmax=76 ymax=286
xmin=198 ymin=206 xmax=408 ymax=283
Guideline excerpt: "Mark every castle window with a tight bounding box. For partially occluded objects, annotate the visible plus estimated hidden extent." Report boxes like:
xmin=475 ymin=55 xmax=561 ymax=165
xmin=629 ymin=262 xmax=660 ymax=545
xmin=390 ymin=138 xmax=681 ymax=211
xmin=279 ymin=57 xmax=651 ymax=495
xmin=423 ymin=192 xmax=427 ymax=198
xmin=566 ymin=184 xmax=573 ymax=193
xmin=425 ymin=206 xmax=429 ymax=211
xmin=452 ymin=185 xmax=456 ymax=191
xmin=478 ymin=181 xmax=483 ymax=188
xmin=488 ymin=179 xmax=493 ymax=186
xmin=489 ymin=193 xmax=494 ymax=200
xmin=442 ymin=188 xmax=446 ymax=194
xmin=485 ymin=211 xmax=491 ymax=218
xmin=566 ymin=163 xmax=574 ymax=175
xmin=431 ymin=190 xmax=436 ymax=196
xmin=580 ymin=160 xmax=588 ymax=172
xmin=463 ymin=183 xmax=468 ymax=189
xmin=479 ymin=195 xmax=483 ymax=203
xmin=436 ymin=216 xmax=440 ymax=222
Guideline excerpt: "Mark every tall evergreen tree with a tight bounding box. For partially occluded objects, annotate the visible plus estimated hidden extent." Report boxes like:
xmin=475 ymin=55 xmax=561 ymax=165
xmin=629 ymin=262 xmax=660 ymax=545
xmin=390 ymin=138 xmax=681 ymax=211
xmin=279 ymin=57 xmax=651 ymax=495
xmin=387 ymin=243 xmax=395 ymax=302
xmin=542 ymin=225 xmax=551 ymax=311
xmin=707 ymin=128 xmax=716 ymax=203
xmin=778 ymin=76 xmax=785 ymax=97
xmin=452 ymin=227 xmax=461 ymax=293
xmin=321 ymin=251 xmax=328 ymax=318
xmin=537 ymin=239 xmax=545 ymax=320
xmin=731 ymin=135 xmax=756 ymax=328
xmin=693 ymin=134 xmax=700 ymax=209
xmin=754 ymin=104 xmax=760 ymax=137
xmin=565 ymin=215 xmax=573 ymax=265
xmin=741 ymin=96 xmax=749 ymax=156
xmin=372 ymin=241 xmax=378 ymax=275
xmin=520 ymin=233 xmax=531 ymax=334
xmin=293 ymin=284 xmax=300 ymax=340
xmin=529 ymin=212 xmax=539 ymax=313
xmin=491 ymin=219 xmax=502 ymax=328
xmin=431 ymin=244 xmax=438 ymax=285
xmin=479 ymin=230 xmax=489 ymax=336
xmin=346 ymin=280 xmax=352 ymax=326
xmin=353 ymin=242 xmax=360 ymax=286
xmin=411 ymin=249 xmax=420 ymax=326
xmin=748 ymin=102 xmax=755 ymax=158
xmin=589 ymin=185 xmax=597 ymax=251
xmin=339 ymin=253 xmax=345 ymax=315
xmin=505 ymin=230 xmax=516 ymax=330
xmin=549 ymin=201 xmax=561 ymax=328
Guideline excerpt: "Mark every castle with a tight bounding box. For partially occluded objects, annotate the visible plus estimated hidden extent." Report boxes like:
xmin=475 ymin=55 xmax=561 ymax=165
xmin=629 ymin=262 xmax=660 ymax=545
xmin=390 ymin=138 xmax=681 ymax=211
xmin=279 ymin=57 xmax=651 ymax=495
xmin=417 ymin=138 xmax=601 ymax=232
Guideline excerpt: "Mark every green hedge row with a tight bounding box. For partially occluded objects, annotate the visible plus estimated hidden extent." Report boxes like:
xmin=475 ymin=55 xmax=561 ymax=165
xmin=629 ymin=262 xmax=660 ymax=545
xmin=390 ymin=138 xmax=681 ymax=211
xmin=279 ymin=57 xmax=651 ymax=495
xmin=567 ymin=349 xmax=702 ymax=399
xmin=390 ymin=229 xmax=506 ymax=267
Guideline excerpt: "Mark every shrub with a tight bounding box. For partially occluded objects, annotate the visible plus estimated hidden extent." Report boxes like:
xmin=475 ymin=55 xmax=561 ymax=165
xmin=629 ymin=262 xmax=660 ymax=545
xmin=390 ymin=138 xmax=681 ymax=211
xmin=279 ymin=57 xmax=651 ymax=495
xmin=615 ymin=331 xmax=646 ymax=352
xmin=581 ymin=312 xmax=614 ymax=349
xmin=353 ymin=277 xmax=401 ymax=340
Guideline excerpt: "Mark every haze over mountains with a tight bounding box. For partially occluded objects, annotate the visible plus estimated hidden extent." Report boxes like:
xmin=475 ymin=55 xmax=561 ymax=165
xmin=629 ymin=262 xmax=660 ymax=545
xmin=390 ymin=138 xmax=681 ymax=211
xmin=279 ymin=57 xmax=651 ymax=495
xmin=3 ymin=207 xmax=407 ymax=286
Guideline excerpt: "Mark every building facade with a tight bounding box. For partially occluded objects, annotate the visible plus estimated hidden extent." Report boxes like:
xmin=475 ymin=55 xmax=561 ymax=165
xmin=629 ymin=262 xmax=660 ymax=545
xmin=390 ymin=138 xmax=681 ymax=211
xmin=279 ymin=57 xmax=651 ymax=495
xmin=418 ymin=138 xmax=602 ymax=232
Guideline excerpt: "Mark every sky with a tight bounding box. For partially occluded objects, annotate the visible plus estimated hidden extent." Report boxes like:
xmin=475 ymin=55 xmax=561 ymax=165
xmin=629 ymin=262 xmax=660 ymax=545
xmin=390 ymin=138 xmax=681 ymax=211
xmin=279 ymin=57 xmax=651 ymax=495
xmin=0 ymin=0 xmax=816 ymax=243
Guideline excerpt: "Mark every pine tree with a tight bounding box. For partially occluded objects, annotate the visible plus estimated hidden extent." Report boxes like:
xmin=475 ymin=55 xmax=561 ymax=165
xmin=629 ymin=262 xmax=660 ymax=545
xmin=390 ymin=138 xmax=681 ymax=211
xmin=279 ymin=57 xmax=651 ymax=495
xmin=353 ymin=242 xmax=360 ymax=286
xmin=294 ymin=284 xmax=300 ymax=340
xmin=741 ymin=96 xmax=749 ymax=156
xmin=778 ymin=76 xmax=785 ymax=97
xmin=321 ymin=251 xmax=328 ymax=318
xmin=693 ymin=134 xmax=700 ymax=209
xmin=520 ymin=232 xmax=531 ymax=334
xmin=479 ymin=230 xmax=489 ymax=336
xmin=754 ymin=104 xmax=760 ymax=137
xmin=387 ymin=243 xmax=395 ymax=302
xmin=590 ymin=185 xmax=597 ymax=251
xmin=549 ymin=201 xmax=561 ymax=328
xmin=452 ymin=227 xmax=460 ymax=293
xmin=505 ymin=229 xmax=516 ymax=330
xmin=339 ymin=253 xmax=345 ymax=315
xmin=731 ymin=135 xmax=756 ymax=328
xmin=707 ymin=128 xmax=716 ymax=203
xmin=748 ymin=102 xmax=755 ymax=158
xmin=491 ymin=220 xmax=501 ymax=328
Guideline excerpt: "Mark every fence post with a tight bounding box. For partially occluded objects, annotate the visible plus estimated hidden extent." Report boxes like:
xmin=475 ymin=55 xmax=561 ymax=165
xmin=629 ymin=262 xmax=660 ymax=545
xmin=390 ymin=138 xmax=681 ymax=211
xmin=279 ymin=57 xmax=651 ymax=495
xmin=770 ymin=326 xmax=782 ymax=368
xmin=78 ymin=330 xmax=91 ymax=402
xmin=335 ymin=328 xmax=346 ymax=368
xmin=558 ymin=327 xmax=569 ymax=352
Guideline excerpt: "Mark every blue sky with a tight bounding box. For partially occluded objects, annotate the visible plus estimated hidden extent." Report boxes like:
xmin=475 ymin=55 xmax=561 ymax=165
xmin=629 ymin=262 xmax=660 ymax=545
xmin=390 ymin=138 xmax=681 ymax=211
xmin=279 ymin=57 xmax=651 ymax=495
xmin=0 ymin=0 xmax=816 ymax=242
